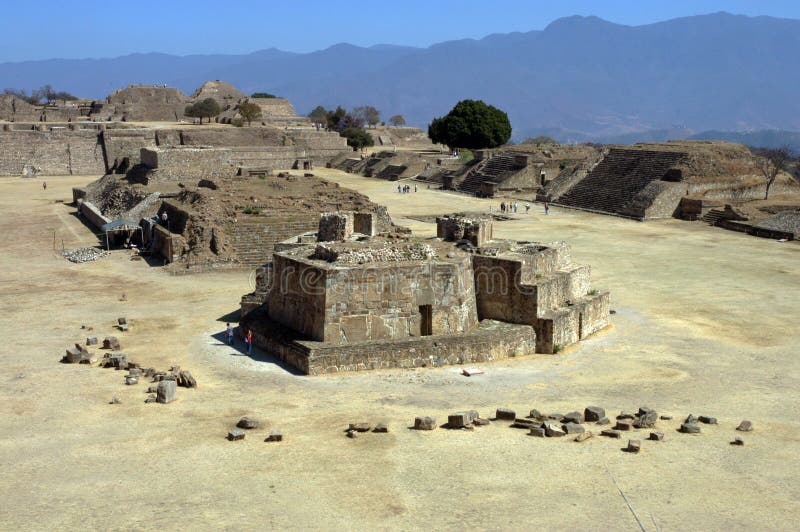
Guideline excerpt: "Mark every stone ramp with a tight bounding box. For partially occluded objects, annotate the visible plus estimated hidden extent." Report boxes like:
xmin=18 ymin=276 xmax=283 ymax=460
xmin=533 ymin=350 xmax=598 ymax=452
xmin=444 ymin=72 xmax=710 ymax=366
xmin=554 ymin=148 xmax=687 ymax=216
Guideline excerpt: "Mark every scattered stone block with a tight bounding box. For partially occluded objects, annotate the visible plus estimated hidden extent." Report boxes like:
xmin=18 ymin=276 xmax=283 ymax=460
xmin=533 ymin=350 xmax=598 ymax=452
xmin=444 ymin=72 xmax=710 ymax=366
xmin=414 ymin=417 xmax=436 ymax=430
xmin=649 ymin=432 xmax=664 ymax=441
xmin=143 ymin=368 xmax=156 ymax=378
xmin=685 ymin=414 xmax=698 ymax=424
xmin=528 ymin=409 xmax=544 ymax=420
xmin=601 ymin=429 xmax=622 ymax=439
xmin=101 ymin=353 xmax=127 ymax=369
xmin=626 ymin=440 xmax=641 ymax=453
xmin=596 ymin=417 xmax=611 ymax=425
xmin=496 ymin=408 xmax=516 ymax=421
xmin=118 ymin=317 xmax=127 ymax=325
xmin=169 ymin=365 xmax=181 ymax=374
xmin=347 ymin=430 xmax=357 ymax=439
xmin=147 ymin=386 xmax=158 ymax=393
xmin=109 ymin=397 xmax=121 ymax=405
xmin=177 ymin=370 xmax=197 ymax=388
xmin=144 ymin=394 xmax=157 ymax=403
xmin=227 ymin=429 xmax=245 ymax=441
xmin=373 ymin=424 xmax=388 ymax=433
xmin=349 ymin=423 xmax=372 ymax=432
xmin=547 ymin=413 xmax=564 ymax=421
xmin=156 ymin=380 xmax=176 ymax=404
xmin=86 ymin=337 xmax=98 ymax=346
xmin=563 ymin=411 xmax=584 ymax=424
xmin=529 ymin=426 xmax=546 ymax=437
xmin=731 ymin=437 xmax=744 ymax=446
xmin=466 ymin=410 xmax=479 ymax=423
xmin=102 ymin=337 xmax=121 ymax=350
xmin=634 ymin=410 xmax=658 ymax=429
xmin=698 ymin=416 xmax=717 ymax=425
xmin=736 ymin=420 xmax=753 ymax=432
xmin=448 ymin=413 xmax=469 ymax=429
xmin=237 ymin=417 xmax=260 ymax=429
xmin=266 ymin=431 xmax=283 ymax=442
xmin=563 ymin=422 xmax=586 ymax=435
xmin=128 ymin=368 xmax=141 ymax=377
xmin=118 ymin=323 xmax=128 ymax=332
xmin=660 ymin=415 xmax=673 ymax=420
xmin=584 ymin=406 xmax=605 ymax=422
xmin=614 ymin=419 xmax=634 ymax=431
xmin=62 ymin=346 xmax=85 ymax=364
xmin=544 ymin=422 xmax=566 ymax=437
xmin=125 ymin=376 xmax=138 ymax=385
xmin=680 ymin=423 xmax=701 ymax=434
xmin=511 ymin=418 xmax=537 ymax=429
xmin=617 ymin=412 xmax=635 ymax=420
xmin=575 ymin=431 xmax=593 ymax=442
xmin=473 ymin=418 xmax=491 ymax=426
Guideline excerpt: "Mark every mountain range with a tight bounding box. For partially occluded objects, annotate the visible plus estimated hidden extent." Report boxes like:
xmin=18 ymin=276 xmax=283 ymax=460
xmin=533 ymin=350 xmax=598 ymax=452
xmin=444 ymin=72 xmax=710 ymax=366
xmin=2 ymin=12 xmax=800 ymax=143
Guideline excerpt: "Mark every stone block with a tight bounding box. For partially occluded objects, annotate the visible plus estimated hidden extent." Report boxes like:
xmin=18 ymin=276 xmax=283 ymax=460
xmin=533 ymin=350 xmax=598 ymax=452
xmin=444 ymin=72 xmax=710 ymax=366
xmin=563 ymin=411 xmax=584 ymax=424
xmin=237 ymin=417 xmax=260 ymax=429
xmin=177 ymin=370 xmax=197 ymax=388
xmin=601 ymin=429 xmax=622 ymax=439
xmin=547 ymin=413 xmax=564 ymax=422
xmin=265 ymin=431 xmax=283 ymax=442
xmin=562 ymin=423 xmax=585 ymax=434
xmin=118 ymin=323 xmax=129 ymax=332
xmin=614 ymin=419 xmax=634 ymax=431
xmin=596 ymin=417 xmax=611 ymax=425
xmin=528 ymin=409 xmax=544 ymax=420
xmin=649 ymin=432 xmax=664 ymax=441
xmin=626 ymin=440 xmax=641 ymax=453
xmin=372 ymin=424 xmax=388 ymax=433
xmin=62 ymin=346 xmax=84 ymax=364
xmin=348 ymin=423 xmax=372 ymax=432
xmin=156 ymin=380 xmax=176 ymax=404
xmin=473 ymin=418 xmax=491 ymax=426
xmin=144 ymin=394 xmax=157 ymax=403
xmin=448 ymin=413 xmax=469 ymax=429
xmin=86 ymin=337 xmax=98 ymax=346
xmin=125 ymin=376 xmax=138 ymax=385
xmin=698 ymin=416 xmax=717 ymax=425
xmin=529 ymin=426 xmax=546 ymax=437
xmin=496 ymin=408 xmax=516 ymax=420
xmin=414 ymin=417 xmax=436 ymax=430
xmin=731 ymin=437 xmax=744 ymax=446
xmin=544 ymin=422 xmax=566 ymax=437
xmin=103 ymin=336 xmax=121 ymax=350
xmin=118 ymin=317 xmax=127 ymax=325
xmin=617 ymin=412 xmax=635 ymax=420
xmin=680 ymin=423 xmax=701 ymax=434
xmin=227 ymin=429 xmax=245 ymax=441
xmin=736 ymin=420 xmax=753 ymax=432
xmin=574 ymin=431 xmax=593 ymax=442
xmin=584 ymin=406 xmax=605 ymax=422
xmin=634 ymin=410 xmax=658 ymax=429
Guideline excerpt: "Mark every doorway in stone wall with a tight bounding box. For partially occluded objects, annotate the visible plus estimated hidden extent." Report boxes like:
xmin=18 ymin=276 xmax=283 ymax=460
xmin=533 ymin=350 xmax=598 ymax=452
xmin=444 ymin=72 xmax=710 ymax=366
xmin=419 ymin=305 xmax=432 ymax=336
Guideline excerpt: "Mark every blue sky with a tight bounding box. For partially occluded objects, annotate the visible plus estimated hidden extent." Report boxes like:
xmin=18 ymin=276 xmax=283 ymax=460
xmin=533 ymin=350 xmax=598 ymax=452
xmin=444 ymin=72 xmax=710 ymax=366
xmin=1 ymin=0 xmax=799 ymax=62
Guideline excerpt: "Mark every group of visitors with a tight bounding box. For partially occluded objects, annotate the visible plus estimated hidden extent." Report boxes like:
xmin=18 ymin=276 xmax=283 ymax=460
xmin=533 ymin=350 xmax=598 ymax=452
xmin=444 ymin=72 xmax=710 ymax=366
xmin=226 ymin=323 xmax=253 ymax=355
xmin=397 ymin=184 xmax=417 ymax=193
xmin=497 ymin=201 xmax=549 ymax=215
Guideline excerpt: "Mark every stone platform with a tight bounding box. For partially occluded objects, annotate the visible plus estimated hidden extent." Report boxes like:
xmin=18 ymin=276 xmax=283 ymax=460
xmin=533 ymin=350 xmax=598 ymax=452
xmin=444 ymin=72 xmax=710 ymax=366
xmin=241 ymin=306 xmax=536 ymax=375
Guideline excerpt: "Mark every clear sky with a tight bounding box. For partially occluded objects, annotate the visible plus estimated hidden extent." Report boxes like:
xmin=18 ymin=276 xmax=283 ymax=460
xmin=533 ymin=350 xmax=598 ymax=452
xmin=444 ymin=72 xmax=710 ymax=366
xmin=1 ymin=0 xmax=799 ymax=62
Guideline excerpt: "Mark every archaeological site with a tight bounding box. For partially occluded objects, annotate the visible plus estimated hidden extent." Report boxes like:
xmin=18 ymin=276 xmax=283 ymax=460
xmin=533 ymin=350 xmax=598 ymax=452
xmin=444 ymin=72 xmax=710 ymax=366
xmin=2 ymin=9 xmax=800 ymax=528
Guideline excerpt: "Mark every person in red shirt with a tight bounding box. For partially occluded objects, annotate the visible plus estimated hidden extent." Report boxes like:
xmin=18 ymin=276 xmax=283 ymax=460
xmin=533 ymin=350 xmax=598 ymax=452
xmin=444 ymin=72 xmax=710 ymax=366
xmin=246 ymin=329 xmax=253 ymax=355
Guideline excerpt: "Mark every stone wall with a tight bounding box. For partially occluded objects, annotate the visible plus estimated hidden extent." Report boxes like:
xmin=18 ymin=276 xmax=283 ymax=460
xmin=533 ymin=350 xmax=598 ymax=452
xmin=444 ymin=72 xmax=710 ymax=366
xmin=267 ymin=253 xmax=328 ymax=340
xmin=0 ymin=129 xmax=105 ymax=176
xmin=137 ymin=146 xmax=235 ymax=182
xmin=436 ymin=216 xmax=493 ymax=247
xmin=317 ymin=213 xmax=353 ymax=241
xmin=78 ymin=200 xmax=110 ymax=229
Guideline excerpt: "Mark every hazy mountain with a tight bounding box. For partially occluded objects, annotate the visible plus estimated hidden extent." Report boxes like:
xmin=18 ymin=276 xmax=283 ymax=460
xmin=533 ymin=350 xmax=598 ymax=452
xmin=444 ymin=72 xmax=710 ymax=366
xmin=2 ymin=12 xmax=799 ymax=139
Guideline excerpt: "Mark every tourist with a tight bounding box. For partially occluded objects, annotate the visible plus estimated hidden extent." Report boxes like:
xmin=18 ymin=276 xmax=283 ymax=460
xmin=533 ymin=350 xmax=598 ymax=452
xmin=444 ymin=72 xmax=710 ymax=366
xmin=544 ymin=202 xmax=550 ymax=215
xmin=42 ymin=181 xmax=47 ymax=191
xmin=525 ymin=203 xmax=530 ymax=213
xmin=397 ymin=185 xmax=402 ymax=193
xmin=501 ymin=202 xmax=506 ymax=213
xmin=514 ymin=202 xmax=518 ymax=213
xmin=414 ymin=184 xmax=417 ymax=193
xmin=161 ymin=211 xmax=168 ymax=227
xmin=246 ymin=329 xmax=253 ymax=355
xmin=226 ymin=323 xmax=234 ymax=345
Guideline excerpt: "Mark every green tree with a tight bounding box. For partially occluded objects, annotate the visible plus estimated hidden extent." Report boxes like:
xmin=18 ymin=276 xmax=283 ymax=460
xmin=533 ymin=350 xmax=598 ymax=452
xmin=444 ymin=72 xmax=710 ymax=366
xmin=237 ymin=100 xmax=262 ymax=126
xmin=428 ymin=99 xmax=512 ymax=149
xmin=388 ymin=114 xmax=406 ymax=126
xmin=250 ymin=92 xmax=277 ymax=98
xmin=341 ymin=127 xmax=374 ymax=151
xmin=185 ymin=98 xmax=221 ymax=124
xmin=353 ymin=106 xmax=380 ymax=128
xmin=308 ymin=105 xmax=328 ymax=126
xmin=326 ymin=106 xmax=350 ymax=131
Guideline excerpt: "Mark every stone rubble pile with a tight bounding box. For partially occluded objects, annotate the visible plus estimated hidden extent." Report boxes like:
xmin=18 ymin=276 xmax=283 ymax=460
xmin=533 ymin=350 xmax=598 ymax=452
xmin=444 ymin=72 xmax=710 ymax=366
xmin=313 ymin=242 xmax=438 ymax=264
xmin=62 ymin=247 xmax=110 ymax=263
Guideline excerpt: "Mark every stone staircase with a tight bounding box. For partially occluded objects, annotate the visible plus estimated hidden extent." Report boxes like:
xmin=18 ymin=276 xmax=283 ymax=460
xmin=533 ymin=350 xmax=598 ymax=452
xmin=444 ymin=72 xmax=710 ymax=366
xmin=555 ymin=148 xmax=687 ymax=216
xmin=457 ymin=153 xmax=525 ymax=195
xmin=230 ymin=218 xmax=318 ymax=267
xmin=702 ymin=208 xmax=727 ymax=225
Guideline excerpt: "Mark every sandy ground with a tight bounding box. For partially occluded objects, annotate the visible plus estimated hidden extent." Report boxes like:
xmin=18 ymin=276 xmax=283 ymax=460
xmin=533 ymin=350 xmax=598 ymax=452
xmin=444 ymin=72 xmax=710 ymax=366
xmin=1 ymin=172 xmax=798 ymax=530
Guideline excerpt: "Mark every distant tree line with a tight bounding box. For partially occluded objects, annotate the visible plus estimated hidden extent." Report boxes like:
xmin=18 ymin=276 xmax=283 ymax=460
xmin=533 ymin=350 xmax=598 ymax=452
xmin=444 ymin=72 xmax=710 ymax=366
xmin=3 ymin=85 xmax=78 ymax=105
xmin=307 ymin=105 xmax=382 ymax=150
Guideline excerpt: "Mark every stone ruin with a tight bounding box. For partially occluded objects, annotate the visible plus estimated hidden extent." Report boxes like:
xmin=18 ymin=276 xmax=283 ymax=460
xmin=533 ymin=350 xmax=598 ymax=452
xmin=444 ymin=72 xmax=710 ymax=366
xmin=239 ymin=215 xmax=610 ymax=374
